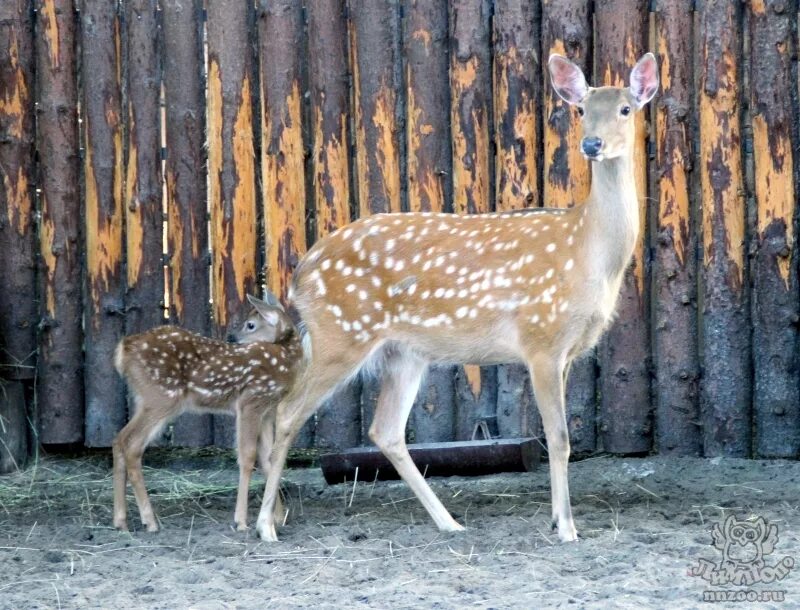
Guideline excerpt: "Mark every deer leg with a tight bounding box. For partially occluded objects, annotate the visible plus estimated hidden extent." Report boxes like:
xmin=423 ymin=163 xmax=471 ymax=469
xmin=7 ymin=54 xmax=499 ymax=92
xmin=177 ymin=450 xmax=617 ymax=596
xmin=115 ymin=409 xmax=166 ymax=532
xmin=528 ymin=353 xmax=578 ymax=543
xmin=369 ymin=350 xmax=463 ymax=532
xmin=255 ymin=349 xmax=369 ymax=541
xmin=113 ymin=395 xmax=147 ymax=531
xmin=234 ymin=400 xmax=260 ymax=531
xmin=114 ymin=404 xmax=172 ymax=532
xmin=112 ymin=436 xmax=129 ymax=530
xmin=257 ymin=409 xmax=285 ymax=521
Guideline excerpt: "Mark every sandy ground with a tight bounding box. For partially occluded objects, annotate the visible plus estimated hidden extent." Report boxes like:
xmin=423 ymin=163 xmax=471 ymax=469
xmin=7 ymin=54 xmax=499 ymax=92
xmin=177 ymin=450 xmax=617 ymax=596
xmin=1 ymin=450 xmax=799 ymax=609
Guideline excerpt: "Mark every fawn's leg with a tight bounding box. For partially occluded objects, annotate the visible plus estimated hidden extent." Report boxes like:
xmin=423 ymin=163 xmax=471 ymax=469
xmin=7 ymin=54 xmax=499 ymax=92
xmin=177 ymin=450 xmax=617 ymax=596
xmin=112 ymin=435 xmax=130 ymax=530
xmin=368 ymin=349 xmax=462 ymax=531
xmin=255 ymin=348 xmax=370 ymax=541
xmin=114 ymin=402 xmax=173 ymax=532
xmin=234 ymin=399 xmax=260 ymax=531
xmin=528 ymin=353 xmax=578 ymax=542
xmin=257 ymin=409 xmax=285 ymax=521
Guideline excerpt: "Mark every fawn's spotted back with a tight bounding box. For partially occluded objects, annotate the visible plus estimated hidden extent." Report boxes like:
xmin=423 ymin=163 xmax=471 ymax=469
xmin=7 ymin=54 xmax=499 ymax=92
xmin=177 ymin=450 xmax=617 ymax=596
xmin=116 ymin=326 xmax=302 ymax=406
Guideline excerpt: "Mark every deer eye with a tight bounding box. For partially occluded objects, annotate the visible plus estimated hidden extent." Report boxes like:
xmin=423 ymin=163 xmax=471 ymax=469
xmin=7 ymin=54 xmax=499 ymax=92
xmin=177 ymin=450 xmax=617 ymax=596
xmin=620 ymin=105 xmax=631 ymax=116
xmin=577 ymin=106 xmax=584 ymax=117
xmin=246 ymin=321 xmax=256 ymax=331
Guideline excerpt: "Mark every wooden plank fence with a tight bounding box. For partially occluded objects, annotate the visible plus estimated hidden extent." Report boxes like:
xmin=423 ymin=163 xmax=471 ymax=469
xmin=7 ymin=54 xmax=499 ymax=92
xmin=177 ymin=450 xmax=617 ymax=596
xmin=1 ymin=0 xmax=798 ymax=470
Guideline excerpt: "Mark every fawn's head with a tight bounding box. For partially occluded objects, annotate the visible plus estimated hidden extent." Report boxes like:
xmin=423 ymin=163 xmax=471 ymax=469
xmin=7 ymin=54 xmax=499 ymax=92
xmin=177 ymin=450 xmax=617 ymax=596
xmin=548 ymin=53 xmax=658 ymax=162
xmin=228 ymin=293 xmax=293 ymax=344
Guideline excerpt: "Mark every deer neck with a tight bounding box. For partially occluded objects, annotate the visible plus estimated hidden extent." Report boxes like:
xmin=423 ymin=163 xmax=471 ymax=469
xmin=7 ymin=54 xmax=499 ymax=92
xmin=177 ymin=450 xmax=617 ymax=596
xmin=582 ymin=151 xmax=639 ymax=280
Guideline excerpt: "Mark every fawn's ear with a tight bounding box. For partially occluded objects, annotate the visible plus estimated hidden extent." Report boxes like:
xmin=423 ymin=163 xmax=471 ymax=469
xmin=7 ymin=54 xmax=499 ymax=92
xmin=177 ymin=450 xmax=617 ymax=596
xmin=262 ymin=290 xmax=286 ymax=312
xmin=629 ymin=53 xmax=659 ymax=108
xmin=248 ymin=292 xmax=285 ymax=312
xmin=247 ymin=294 xmax=281 ymax=325
xmin=548 ymin=54 xmax=588 ymax=105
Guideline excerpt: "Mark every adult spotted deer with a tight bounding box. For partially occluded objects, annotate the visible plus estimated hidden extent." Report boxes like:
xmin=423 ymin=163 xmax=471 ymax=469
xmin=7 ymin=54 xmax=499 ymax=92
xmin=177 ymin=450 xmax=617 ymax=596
xmin=255 ymin=53 xmax=659 ymax=542
xmin=113 ymin=294 xmax=301 ymax=532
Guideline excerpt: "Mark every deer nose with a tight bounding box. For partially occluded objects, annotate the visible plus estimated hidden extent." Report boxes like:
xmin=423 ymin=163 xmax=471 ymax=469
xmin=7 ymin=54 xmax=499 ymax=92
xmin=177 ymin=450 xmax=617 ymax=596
xmin=226 ymin=333 xmax=238 ymax=344
xmin=581 ymin=137 xmax=604 ymax=157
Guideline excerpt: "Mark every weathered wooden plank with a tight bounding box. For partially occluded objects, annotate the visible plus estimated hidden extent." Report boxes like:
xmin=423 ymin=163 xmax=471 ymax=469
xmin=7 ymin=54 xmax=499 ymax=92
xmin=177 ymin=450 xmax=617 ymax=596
xmin=494 ymin=0 xmax=539 ymax=211
xmin=595 ymin=0 xmax=652 ymax=454
xmin=541 ymin=0 xmax=591 ymax=209
xmin=0 ymin=381 xmax=27 ymax=472
xmin=404 ymin=0 xmax=455 ymax=443
xmin=308 ymin=0 xmax=360 ymax=450
xmin=259 ymin=0 xmax=314 ymax=449
xmin=652 ymin=0 xmax=700 ymax=455
xmin=207 ymin=0 xmax=258 ymax=447
xmin=0 ymin=0 xmax=34 ymax=467
xmin=162 ymin=0 xmax=212 ymax=446
xmin=449 ymin=0 xmax=495 ymax=440
xmin=450 ymin=0 xmax=491 ymax=218
xmin=699 ymin=0 xmax=750 ymax=457
xmin=748 ymin=0 xmax=799 ymax=458
xmin=540 ymin=0 xmax=596 ymax=454
xmin=349 ymin=1 xmax=402 ymax=444
xmin=124 ymin=0 xmax=163 ymax=335
xmin=319 ymin=438 xmax=540 ymax=485
xmin=35 ymin=0 xmax=83 ymax=444
xmin=492 ymin=0 xmax=542 ymax=443
xmin=349 ymin=0 xmax=402 ymax=217
xmin=258 ymin=0 xmax=306 ymax=304
xmin=0 ymin=0 xmax=37 ymax=384
xmin=81 ymin=0 xmax=126 ymax=447
xmin=405 ymin=0 xmax=451 ymax=214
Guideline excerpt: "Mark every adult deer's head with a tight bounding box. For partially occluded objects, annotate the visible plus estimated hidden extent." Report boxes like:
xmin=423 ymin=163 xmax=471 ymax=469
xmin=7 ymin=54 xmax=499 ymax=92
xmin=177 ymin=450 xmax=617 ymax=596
xmin=548 ymin=53 xmax=659 ymax=162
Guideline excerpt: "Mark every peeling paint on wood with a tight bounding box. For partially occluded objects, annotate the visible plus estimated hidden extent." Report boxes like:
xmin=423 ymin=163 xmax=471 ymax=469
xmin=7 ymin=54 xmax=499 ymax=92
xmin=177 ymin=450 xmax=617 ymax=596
xmin=405 ymin=1 xmax=451 ymax=214
xmin=163 ymin=0 xmax=212 ymax=446
xmin=124 ymin=0 xmax=163 ymax=334
xmin=748 ymin=0 xmax=799 ymax=458
xmin=81 ymin=0 xmax=126 ymax=447
xmin=0 ymin=2 xmax=36 ymax=384
xmin=349 ymin=1 xmax=403 ymax=446
xmin=494 ymin=8 xmax=539 ymax=213
xmin=206 ymin=59 xmax=256 ymax=334
xmin=207 ymin=1 xmax=259 ymax=447
xmin=259 ymin=1 xmax=306 ymax=304
xmin=492 ymin=0 xmax=546 ymax=448
xmin=543 ymin=38 xmax=590 ymax=207
xmin=449 ymin=0 xmax=496 ymax=440
xmin=595 ymin=0 xmax=652 ymax=455
xmin=35 ymin=0 xmax=83 ymax=444
xmin=699 ymin=0 xmax=750 ymax=457
xmin=403 ymin=0 xmax=456 ymax=443
xmin=308 ymin=0 xmax=360 ymax=450
xmin=540 ymin=0 xmax=596 ymax=455
xmin=39 ymin=0 xmax=60 ymax=68
xmin=350 ymin=1 xmax=402 ymax=217
xmin=652 ymin=0 xmax=700 ymax=456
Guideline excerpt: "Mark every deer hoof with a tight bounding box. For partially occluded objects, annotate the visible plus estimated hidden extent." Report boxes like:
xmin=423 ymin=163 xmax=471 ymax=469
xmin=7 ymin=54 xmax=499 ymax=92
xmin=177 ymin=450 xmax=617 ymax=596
xmin=256 ymin=519 xmax=278 ymax=542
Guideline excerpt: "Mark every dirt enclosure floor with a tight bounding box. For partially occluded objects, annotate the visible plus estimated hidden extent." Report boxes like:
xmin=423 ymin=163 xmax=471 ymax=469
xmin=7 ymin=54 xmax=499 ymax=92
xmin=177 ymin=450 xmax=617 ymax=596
xmin=1 ymin=451 xmax=799 ymax=609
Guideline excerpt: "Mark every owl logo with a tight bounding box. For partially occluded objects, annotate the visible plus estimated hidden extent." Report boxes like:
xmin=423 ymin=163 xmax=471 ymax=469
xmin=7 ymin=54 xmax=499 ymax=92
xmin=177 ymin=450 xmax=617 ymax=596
xmin=689 ymin=514 xmax=794 ymax=587
xmin=712 ymin=515 xmax=778 ymax=571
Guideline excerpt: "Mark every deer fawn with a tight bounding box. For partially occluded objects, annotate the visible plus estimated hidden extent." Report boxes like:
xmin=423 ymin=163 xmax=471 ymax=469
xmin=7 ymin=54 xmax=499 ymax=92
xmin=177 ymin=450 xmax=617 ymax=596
xmin=254 ymin=53 xmax=659 ymax=542
xmin=112 ymin=294 xmax=301 ymax=532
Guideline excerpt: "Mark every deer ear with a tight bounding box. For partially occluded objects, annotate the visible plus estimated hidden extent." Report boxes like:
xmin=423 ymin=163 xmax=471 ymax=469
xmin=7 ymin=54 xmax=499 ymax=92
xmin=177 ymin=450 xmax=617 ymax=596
xmin=248 ymin=292 xmax=285 ymax=312
xmin=548 ymin=54 xmax=588 ymax=105
xmin=262 ymin=290 xmax=285 ymax=312
xmin=629 ymin=53 xmax=659 ymax=108
xmin=247 ymin=294 xmax=280 ymax=325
